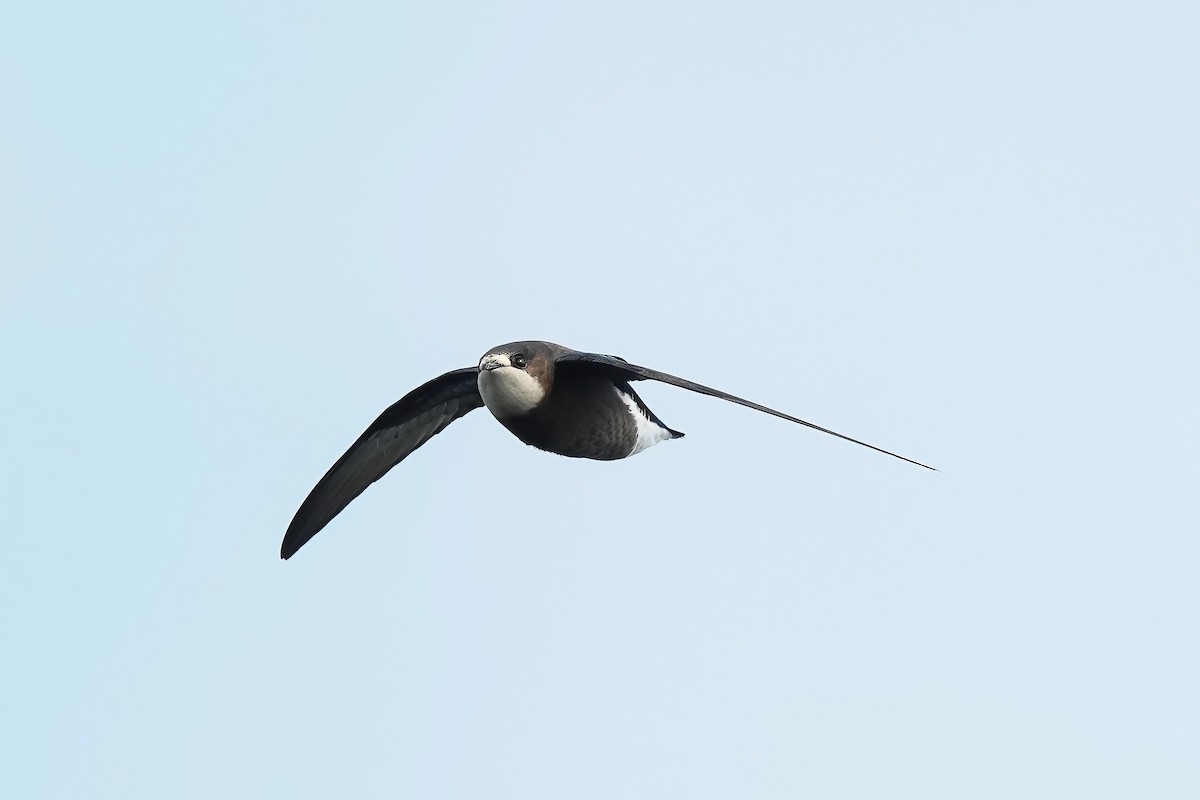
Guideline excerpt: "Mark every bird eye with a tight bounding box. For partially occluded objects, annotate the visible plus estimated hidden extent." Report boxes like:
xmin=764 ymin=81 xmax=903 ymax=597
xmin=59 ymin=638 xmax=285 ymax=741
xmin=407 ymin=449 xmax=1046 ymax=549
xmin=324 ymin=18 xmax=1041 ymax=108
xmin=511 ymin=354 xmax=528 ymax=369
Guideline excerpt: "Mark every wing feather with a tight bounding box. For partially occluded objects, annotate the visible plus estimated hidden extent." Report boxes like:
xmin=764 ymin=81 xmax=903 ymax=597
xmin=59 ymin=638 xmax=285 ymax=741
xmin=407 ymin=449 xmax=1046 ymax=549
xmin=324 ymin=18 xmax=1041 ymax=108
xmin=557 ymin=351 xmax=934 ymax=470
xmin=281 ymin=367 xmax=483 ymax=559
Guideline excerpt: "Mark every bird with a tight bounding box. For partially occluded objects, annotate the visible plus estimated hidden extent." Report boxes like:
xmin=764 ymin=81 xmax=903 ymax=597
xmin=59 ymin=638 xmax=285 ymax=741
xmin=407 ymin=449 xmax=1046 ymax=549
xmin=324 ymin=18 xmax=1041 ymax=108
xmin=281 ymin=340 xmax=932 ymax=559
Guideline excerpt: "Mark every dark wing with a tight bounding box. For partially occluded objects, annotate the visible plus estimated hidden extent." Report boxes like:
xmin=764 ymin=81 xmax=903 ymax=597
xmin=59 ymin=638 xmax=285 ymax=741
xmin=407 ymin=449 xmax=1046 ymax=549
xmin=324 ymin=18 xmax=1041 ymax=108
xmin=281 ymin=367 xmax=484 ymax=559
xmin=557 ymin=351 xmax=934 ymax=471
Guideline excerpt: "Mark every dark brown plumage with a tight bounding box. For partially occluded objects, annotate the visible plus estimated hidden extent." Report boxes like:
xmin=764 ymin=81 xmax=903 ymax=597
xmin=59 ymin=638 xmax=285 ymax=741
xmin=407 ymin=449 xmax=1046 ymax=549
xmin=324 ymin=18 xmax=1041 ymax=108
xmin=281 ymin=340 xmax=932 ymax=559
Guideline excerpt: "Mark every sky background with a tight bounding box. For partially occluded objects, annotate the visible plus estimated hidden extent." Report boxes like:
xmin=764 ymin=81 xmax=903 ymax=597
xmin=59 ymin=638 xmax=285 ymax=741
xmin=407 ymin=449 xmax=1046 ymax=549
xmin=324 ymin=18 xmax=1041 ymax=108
xmin=3 ymin=2 xmax=1198 ymax=797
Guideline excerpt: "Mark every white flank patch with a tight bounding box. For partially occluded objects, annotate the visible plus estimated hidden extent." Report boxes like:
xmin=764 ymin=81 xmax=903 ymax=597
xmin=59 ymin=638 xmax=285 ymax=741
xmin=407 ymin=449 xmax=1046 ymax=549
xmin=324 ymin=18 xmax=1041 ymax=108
xmin=478 ymin=365 xmax=545 ymax=419
xmin=615 ymin=386 xmax=675 ymax=456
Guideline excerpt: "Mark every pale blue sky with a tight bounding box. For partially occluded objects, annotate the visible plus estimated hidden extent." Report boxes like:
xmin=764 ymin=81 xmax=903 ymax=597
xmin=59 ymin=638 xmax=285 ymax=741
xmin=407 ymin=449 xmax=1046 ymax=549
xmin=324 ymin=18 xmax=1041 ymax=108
xmin=3 ymin=2 xmax=1197 ymax=797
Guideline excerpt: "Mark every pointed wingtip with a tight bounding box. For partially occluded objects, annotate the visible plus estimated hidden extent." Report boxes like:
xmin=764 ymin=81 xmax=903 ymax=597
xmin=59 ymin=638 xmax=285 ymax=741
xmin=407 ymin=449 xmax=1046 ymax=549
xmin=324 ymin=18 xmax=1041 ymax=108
xmin=899 ymin=454 xmax=937 ymax=471
xmin=280 ymin=536 xmax=300 ymax=560
xmin=888 ymin=451 xmax=937 ymax=471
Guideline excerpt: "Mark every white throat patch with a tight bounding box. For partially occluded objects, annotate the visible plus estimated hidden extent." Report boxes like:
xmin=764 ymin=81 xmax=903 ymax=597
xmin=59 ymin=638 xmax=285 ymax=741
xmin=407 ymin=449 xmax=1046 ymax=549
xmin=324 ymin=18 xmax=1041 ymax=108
xmin=614 ymin=386 xmax=675 ymax=456
xmin=478 ymin=365 xmax=545 ymax=419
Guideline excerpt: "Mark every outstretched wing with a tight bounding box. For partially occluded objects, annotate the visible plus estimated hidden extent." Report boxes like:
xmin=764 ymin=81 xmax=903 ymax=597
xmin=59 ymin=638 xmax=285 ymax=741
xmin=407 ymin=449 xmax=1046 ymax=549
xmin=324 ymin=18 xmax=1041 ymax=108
xmin=556 ymin=351 xmax=934 ymax=471
xmin=281 ymin=367 xmax=484 ymax=559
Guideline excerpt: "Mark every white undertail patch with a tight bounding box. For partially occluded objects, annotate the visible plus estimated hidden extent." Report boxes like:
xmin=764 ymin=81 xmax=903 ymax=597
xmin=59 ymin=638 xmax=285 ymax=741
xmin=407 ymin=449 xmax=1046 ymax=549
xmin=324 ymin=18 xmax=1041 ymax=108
xmin=615 ymin=386 xmax=676 ymax=456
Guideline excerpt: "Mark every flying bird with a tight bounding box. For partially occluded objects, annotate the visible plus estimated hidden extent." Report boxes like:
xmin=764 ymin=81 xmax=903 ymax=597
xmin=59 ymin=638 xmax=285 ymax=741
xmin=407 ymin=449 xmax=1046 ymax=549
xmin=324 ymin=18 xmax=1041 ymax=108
xmin=281 ymin=340 xmax=932 ymax=558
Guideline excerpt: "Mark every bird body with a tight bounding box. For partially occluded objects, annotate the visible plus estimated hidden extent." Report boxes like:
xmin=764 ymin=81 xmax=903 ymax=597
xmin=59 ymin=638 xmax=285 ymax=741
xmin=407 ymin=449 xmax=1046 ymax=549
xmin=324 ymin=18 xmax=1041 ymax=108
xmin=479 ymin=345 xmax=681 ymax=460
xmin=281 ymin=340 xmax=931 ymax=559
